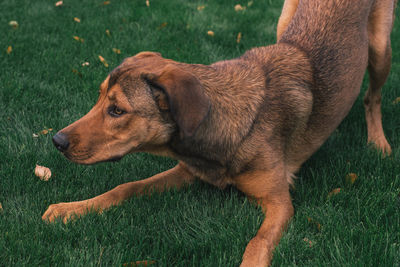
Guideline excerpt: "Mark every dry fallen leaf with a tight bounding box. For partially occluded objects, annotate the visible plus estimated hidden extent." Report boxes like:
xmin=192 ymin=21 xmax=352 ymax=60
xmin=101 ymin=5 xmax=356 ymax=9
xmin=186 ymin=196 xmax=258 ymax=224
xmin=74 ymin=17 xmax=81 ymax=23
xmin=235 ymin=4 xmax=245 ymax=11
xmin=98 ymin=55 xmax=109 ymax=67
xmin=105 ymin=29 xmax=111 ymax=36
xmin=236 ymin=32 xmax=242 ymax=43
xmin=102 ymin=1 xmax=111 ymax=5
xmin=40 ymin=128 xmax=53 ymax=135
xmin=0 ymin=202 xmax=3 ymax=212
xmin=73 ymin=36 xmax=84 ymax=43
xmin=328 ymin=188 xmax=341 ymax=197
xmin=82 ymin=62 xmax=90 ymax=66
xmin=9 ymin=21 xmax=18 ymax=29
xmin=33 ymin=128 xmax=53 ymax=136
xmin=72 ymin=68 xmax=83 ymax=77
xmin=55 ymin=1 xmax=63 ymax=7
xmin=303 ymin=238 xmax=313 ymax=247
xmin=307 ymin=217 xmax=322 ymax=231
xmin=6 ymin=46 xmax=12 ymax=54
xmin=392 ymin=97 xmax=400 ymax=104
xmin=207 ymin=30 xmax=214 ymax=36
xmin=35 ymin=165 xmax=52 ymax=181
xmin=123 ymin=260 xmax=156 ymax=267
xmin=197 ymin=5 xmax=205 ymax=11
xmin=158 ymin=22 xmax=167 ymax=29
xmin=112 ymin=48 xmax=121 ymax=54
xmin=346 ymin=173 xmax=358 ymax=185
xmin=146 ymin=0 xmax=150 ymax=7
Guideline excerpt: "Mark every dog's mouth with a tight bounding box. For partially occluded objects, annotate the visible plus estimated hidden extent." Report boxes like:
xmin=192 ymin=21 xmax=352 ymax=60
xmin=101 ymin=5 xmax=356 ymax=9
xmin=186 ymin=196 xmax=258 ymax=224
xmin=105 ymin=156 xmax=123 ymax=163
xmin=63 ymin=151 xmax=93 ymax=164
xmin=55 ymin=135 xmax=138 ymax=165
xmin=63 ymin=151 xmax=124 ymax=165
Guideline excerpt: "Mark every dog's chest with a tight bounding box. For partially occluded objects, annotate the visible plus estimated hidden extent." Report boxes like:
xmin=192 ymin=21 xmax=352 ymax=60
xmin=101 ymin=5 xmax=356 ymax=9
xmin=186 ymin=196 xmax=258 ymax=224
xmin=198 ymin=173 xmax=234 ymax=189
xmin=181 ymin=159 xmax=234 ymax=189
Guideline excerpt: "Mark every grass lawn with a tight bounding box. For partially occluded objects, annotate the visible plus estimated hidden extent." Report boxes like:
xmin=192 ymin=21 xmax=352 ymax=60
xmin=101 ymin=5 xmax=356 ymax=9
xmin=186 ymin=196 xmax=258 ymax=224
xmin=1 ymin=0 xmax=399 ymax=266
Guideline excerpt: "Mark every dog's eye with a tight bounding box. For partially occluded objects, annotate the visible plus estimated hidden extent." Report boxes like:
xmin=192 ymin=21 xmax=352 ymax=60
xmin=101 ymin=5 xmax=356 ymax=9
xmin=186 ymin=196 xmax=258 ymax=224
xmin=108 ymin=106 xmax=126 ymax=117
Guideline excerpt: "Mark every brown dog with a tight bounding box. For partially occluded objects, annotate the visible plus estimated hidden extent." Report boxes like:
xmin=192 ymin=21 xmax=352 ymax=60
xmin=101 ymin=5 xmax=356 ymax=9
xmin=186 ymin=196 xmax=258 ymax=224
xmin=43 ymin=0 xmax=396 ymax=265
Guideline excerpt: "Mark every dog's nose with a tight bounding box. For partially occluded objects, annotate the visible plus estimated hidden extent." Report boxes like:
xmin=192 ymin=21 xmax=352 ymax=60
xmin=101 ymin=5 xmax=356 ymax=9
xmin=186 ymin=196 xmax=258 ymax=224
xmin=52 ymin=132 xmax=69 ymax=152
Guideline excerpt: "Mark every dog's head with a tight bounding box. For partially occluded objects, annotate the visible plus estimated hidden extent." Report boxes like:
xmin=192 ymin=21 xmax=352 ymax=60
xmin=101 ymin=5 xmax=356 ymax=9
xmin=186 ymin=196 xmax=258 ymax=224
xmin=52 ymin=52 xmax=210 ymax=164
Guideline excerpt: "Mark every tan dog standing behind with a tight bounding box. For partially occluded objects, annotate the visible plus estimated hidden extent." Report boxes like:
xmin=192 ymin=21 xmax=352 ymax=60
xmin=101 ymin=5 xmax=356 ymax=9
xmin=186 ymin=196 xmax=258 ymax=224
xmin=43 ymin=0 xmax=396 ymax=266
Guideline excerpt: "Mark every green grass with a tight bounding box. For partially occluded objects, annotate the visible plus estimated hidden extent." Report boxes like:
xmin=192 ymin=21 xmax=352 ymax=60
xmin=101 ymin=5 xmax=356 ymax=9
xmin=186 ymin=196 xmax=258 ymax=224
xmin=0 ymin=0 xmax=399 ymax=266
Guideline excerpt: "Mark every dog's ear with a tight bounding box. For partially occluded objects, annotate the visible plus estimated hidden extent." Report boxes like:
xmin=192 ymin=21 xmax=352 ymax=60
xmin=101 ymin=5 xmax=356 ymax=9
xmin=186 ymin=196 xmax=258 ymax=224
xmin=143 ymin=64 xmax=210 ymax=138
xmin=151 ymin=86 xmax=170 ymax=111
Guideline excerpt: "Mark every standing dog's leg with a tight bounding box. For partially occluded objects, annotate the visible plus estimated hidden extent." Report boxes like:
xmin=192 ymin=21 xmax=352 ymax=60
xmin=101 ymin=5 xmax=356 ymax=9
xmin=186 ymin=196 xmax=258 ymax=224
xmin=364 ymin=0 xmax=396 ymax=155
xmin=276 ymin=0 xmax=299 ymax=41
xmin=236 ymin=168 xmax=294 ymax=267
xmin=42 ymin=162 xmax=195 ymax=223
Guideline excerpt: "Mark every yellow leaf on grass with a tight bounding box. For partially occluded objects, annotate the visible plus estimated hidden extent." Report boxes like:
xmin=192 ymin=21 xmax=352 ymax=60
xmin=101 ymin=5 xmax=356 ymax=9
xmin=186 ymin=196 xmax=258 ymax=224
xmin=146 ymin=0 xmax=150 ymax=7
xmin=73 ymin=36 xmax=84 ymax=43
xmin=74 ymin=17 xmax=81 ymax=23
xmin=235 ymin=4 xmax=245 ymax=11
xmin=112 ymin=48 xmax=121 ymax=54
xmin=328 ymin=188 xmax=341 ymax=197
xmin=34 ymin=127 xmax=54 ymax=136
xmin=55 ymin=1 xmax=63 ymax=7
xmin=0 ymin=202 xmax=3 ymax=212
xmin=82 ymin=62 xmax=90 ymax=66
xmin=105 ymin=29 xmax=111 ymax=36
xmin=9 ymin=21 xmax=19 ymax=29
xmin=236 ymin=32 xmax=242 ymax=43
xmin=392 ymin=97 xmax=400 ymax=104
xmin=40 ymin=128 xmax=53 ymax=135
xmin=98 ymin=55 xmax=109 ymax=67
xmin=102 ymin=1 xmax=111 ymax=5
xmin=6 ymin=46 xmax=12 ymax=54
xmin=197 ymin=5 xmax=205 ymax=11
xmin=207 ymin=30 xmax=214 ymax=36
xmin=346 ymin=173 xmax=358 ymax=185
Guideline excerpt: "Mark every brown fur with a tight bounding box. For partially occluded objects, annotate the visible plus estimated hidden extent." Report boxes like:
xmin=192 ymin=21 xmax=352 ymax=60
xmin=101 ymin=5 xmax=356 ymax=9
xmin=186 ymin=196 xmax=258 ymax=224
xmin=43 ymin=0 xmax=396 ymax=266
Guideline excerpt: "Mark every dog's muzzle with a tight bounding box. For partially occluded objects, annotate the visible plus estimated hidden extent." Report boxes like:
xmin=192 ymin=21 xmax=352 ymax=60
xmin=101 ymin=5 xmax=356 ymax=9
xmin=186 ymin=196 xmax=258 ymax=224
xmin=52 ymin=132 xmax=70 ymax=152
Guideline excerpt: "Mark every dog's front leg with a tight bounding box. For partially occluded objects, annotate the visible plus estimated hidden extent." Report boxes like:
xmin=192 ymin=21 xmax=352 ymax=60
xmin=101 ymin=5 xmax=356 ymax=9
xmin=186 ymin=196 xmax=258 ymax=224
xmin=42 ymin=162 xmax=195 ymax=223
xmin=235 ymin=168 xmax=294 ymax=267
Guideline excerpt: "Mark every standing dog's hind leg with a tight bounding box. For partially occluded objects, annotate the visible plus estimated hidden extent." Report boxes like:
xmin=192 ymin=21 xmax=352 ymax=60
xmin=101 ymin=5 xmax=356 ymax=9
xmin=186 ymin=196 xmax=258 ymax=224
xmin=276 ymin=0 xmax=299 ymax=41
xmin=364 ymin=0 xmax=396 ymax=155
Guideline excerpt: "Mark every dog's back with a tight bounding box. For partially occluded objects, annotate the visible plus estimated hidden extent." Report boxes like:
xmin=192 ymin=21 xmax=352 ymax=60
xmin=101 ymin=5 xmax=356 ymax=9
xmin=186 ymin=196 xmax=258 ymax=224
xmin=274 ymin=0 xmax=395 ymax=168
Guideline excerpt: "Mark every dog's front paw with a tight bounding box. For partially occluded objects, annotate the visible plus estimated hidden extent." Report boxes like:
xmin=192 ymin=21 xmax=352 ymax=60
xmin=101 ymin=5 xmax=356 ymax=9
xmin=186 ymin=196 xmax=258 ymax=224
xmin=240 ymin=236 xmax=271 ymax=267
xmin=42 ymin=201 xmax=91 ymax=224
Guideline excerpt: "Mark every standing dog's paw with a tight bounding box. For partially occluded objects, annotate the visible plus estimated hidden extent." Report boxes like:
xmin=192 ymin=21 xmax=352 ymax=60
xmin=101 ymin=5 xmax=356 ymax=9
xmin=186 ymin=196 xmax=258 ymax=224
xmin=42 ymin=201 xmax=91 ymax=224
xmin=368 ymin=137 xmax=392 ymax=156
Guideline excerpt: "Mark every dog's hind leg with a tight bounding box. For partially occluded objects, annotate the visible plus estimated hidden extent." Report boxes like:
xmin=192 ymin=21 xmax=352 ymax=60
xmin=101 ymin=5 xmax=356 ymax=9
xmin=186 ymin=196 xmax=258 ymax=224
xmin=277 ymin=0 xmax=299 ymax=41
xmin=364 ymin=0 xmax=396 ymax=155
xmin=42 ymin=162 xmax=196 ymax=223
